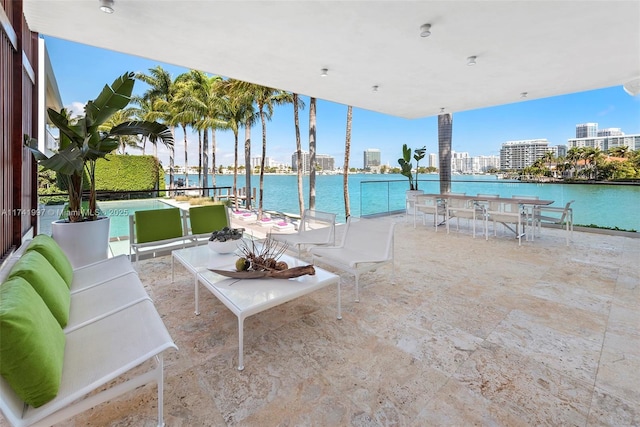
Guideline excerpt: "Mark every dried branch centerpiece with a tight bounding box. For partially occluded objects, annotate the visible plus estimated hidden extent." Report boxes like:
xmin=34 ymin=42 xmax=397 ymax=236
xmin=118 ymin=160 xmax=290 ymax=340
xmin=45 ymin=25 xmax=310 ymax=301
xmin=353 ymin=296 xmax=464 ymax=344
xmin=209 ymin=236 xmax=316 ymax=279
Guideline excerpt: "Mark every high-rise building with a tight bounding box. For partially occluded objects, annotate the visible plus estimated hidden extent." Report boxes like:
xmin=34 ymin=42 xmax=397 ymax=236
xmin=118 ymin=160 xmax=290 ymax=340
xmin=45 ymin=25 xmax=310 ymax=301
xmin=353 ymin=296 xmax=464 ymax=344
xmin=569 ymin=122 xmax=638 ymax=151
xmin=363 ymin=149 xmax=381 ymax=170
xmin=428 ymin=153 xmax=437 ymax=168
xmin=597 ymin=128 xmax=624 ymax=137
xmin=576 ymin=123 xmax=598 ymax=138
xmin=500 ymin=139 xmax=550 ymax=170
xmin=291 ymin=151 xmax=335 ymax=172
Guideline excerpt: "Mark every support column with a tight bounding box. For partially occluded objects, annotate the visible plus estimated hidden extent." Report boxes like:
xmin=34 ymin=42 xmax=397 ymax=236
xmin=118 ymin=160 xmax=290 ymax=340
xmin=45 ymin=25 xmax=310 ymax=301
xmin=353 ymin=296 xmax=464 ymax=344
xmin=438 ymin=113 xmax=453 ymax=194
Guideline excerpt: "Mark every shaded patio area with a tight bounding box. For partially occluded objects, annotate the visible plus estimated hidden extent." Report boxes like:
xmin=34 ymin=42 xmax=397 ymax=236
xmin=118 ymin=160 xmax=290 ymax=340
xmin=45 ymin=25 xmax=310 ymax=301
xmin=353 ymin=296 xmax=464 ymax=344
xmin=8 ymin=219 xmax=638 ymax=426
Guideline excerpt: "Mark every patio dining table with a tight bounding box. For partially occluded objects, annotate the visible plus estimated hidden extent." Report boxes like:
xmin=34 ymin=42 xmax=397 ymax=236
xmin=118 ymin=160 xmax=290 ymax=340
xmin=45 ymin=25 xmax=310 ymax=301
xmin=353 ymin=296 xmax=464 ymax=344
xmin=419 ymin=194 xmax=554 ymax=239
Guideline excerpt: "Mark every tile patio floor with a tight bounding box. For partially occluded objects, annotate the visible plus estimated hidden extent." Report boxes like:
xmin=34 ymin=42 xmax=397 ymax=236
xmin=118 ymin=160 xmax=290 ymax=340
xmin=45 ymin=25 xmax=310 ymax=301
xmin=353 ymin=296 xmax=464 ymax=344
xmin=4 ymin=217 xmax=638 ymax=426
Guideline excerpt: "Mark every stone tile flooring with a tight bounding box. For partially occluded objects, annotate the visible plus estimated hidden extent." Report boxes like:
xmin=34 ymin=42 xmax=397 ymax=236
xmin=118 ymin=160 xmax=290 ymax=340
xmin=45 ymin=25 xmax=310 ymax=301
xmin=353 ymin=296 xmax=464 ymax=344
xmin=4 ymin=219 xmax=638 ymax=426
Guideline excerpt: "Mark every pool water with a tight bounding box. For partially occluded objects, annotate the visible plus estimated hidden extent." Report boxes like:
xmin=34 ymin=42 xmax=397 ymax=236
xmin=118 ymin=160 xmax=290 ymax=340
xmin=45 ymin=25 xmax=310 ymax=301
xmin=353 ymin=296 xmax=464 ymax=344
xmin=99 ymin=199 xmax=172 ymax=239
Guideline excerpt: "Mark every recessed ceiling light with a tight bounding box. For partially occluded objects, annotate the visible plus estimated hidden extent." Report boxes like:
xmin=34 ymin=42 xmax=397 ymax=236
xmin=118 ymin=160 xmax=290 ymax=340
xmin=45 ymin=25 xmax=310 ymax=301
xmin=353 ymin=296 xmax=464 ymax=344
xmin=420 ymin=23 xmax=432 ymax=38
xmin=372 ymin=85 xmax=379 ymax=92
xmin=320 ymin=68 xmax=328 ymax=77
xmin=99 ymin=0 xmax=114 ymax=13
xmin=467 ymin=56 xmax=477 ymax=66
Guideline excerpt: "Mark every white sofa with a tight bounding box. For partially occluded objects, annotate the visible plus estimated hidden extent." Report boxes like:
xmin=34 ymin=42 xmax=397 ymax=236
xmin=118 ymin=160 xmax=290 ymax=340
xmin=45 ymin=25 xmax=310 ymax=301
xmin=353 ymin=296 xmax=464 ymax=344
xmin=0 ymin=235 xmax=177 ymax=427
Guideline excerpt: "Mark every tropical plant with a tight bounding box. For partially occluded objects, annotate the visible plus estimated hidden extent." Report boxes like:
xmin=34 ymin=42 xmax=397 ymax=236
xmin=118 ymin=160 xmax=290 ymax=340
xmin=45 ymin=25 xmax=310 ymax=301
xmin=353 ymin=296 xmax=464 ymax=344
xmin=26 ymin=71 xmax=173 ymax=222
xmin=398 ymin=144 xmax=426 ymax=190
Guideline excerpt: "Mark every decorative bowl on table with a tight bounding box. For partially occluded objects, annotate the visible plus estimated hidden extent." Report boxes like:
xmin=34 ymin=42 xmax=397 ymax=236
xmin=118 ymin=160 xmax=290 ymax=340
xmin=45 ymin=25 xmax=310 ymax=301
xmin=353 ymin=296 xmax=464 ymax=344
xmin=208 ymin=227 xmax=245 ymax=254
xmin=207 ymin=239 xmax=240 ymax=254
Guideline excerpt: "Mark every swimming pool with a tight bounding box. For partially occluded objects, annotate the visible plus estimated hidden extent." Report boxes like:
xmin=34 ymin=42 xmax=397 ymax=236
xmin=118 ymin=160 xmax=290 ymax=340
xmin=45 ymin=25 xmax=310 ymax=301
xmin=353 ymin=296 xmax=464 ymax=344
xmin=99 ymin=199 xmax=173 ymax=239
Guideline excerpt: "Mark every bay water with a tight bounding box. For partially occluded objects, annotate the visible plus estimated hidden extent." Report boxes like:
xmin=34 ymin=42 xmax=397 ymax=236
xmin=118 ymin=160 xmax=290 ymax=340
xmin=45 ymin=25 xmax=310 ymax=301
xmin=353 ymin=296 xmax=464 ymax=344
xmin=169 ymin=173 xmax=639 ymax=231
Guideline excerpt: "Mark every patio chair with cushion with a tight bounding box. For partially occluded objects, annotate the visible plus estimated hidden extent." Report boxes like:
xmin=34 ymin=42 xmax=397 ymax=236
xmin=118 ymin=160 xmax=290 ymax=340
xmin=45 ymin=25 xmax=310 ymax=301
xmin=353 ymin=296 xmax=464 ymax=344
xmin=188 ymin=204 xmax=230 ymax=244
xmin=129 ymin=208 xmax=192 ymax=264
xmin=310 ymin=217 xmax=395 ymax=302
xmin=271 ymin=209 xmax=336 ymax=258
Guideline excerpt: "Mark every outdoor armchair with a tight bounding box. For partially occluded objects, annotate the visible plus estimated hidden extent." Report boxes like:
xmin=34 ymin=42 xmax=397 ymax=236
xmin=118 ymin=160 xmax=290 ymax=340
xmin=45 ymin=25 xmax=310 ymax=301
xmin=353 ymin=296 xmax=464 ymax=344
xmin=271 ymin=209 xmax=337 ymax=258
xmin=310 ymin=217 xmax=395 ymax=302
xmin=532 ymin=200 xmax=574 ymax=245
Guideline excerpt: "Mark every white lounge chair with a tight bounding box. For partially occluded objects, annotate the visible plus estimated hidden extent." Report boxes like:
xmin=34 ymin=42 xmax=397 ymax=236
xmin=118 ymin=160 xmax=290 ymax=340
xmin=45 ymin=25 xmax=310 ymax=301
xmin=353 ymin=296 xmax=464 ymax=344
xmin=270 ymin=209 xmax=336 ymax=258
xmin=310 ymin=217 xmax=395 ymax=302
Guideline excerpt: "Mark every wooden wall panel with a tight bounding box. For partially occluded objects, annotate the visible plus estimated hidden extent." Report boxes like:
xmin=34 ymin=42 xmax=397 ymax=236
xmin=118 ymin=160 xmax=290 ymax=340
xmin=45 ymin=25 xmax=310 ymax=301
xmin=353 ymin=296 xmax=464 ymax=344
xmin=0 ymin=0 xmax=37 ymax=259
xmin=1 ymin=13 xmax=14 ymax=257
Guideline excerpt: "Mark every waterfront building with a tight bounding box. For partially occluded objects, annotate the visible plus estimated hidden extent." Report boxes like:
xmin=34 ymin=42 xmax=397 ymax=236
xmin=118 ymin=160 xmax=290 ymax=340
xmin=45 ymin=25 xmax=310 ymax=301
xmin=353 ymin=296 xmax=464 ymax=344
xmin=597 ymin=128 xmax=623 ymax=137
xmin=428 ymin=153 xmax=437 ymax=169
xmin=500 ymin=139 xmax=550 ymax=170
xmin=251 ymin=156 xmax=278 ymax=169
xmin=557 ymin=145 xmax=568 ymax=157
xmin=291 ymin=151 xmax=335 ymax=173
xmin=363 ymin=149 xmax=381 ymax=171
xmin=576 ymin=123 xmax=598 ymax=138
xmin=471 ymin=155 xmax=501 ymax=173
xmin=451 ymin=151 xmax=471 ymax=173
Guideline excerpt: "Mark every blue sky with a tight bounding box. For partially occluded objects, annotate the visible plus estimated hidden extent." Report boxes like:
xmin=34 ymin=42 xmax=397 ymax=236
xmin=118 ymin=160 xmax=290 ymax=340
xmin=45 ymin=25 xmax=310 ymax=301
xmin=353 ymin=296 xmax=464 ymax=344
xmin=45 ymin=36 xmax=640 ymax=169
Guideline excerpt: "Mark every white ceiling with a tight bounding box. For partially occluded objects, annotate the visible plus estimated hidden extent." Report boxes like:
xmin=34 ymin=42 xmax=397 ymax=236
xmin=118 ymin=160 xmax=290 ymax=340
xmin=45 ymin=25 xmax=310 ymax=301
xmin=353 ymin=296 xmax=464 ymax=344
xmin=23 ymin=0 xmax=640 ymax=119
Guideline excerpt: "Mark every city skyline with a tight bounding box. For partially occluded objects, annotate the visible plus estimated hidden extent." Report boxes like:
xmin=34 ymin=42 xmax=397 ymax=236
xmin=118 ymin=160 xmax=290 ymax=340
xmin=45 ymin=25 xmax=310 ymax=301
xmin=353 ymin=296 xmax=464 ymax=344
xmin=45 ymin=36 xmax=640 ymax=169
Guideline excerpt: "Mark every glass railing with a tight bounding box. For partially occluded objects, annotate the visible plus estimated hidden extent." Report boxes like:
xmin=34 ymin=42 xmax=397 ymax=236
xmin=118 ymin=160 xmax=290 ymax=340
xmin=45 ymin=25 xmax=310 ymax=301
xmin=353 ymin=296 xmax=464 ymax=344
xmin=360 ymin=178 xmax=640 ymax=232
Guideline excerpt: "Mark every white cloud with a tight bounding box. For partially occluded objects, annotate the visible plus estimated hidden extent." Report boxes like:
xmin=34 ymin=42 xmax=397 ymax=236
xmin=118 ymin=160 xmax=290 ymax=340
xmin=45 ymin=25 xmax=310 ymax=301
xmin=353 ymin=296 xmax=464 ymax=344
xmin=66 ymin=101 xmax=86 ymax=118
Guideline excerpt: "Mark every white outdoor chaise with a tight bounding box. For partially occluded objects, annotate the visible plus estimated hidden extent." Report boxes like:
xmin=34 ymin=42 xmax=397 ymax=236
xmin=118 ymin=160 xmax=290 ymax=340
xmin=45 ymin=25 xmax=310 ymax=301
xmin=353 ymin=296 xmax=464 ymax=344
xmin=310 ymin=217 xmax=395 ymax=302
xmin=271 ymin=209 xmax=336 ymax=258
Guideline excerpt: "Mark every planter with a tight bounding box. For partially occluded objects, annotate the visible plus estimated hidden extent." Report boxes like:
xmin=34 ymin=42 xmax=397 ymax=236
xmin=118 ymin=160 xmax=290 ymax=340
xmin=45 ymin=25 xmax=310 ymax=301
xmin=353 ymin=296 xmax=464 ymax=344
xmin=51 ymin=217 xmax=111 ymax=268
xmin=405 ymin=189 xmax=424 ymax=220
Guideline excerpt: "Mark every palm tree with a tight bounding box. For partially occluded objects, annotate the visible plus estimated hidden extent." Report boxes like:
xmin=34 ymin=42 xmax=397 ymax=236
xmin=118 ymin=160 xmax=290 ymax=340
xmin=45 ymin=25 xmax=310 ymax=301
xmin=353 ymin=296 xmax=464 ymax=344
xmin=608 ymin=146 xmax=630 ymax=158
xmin=542 ymin=151 xmax=554 ymax=175
xmin=136 ymin=66 xmax=177 ymax=194
xmin=292 ymin=93 xmax=306 ymax=216
xmin=174 ymin=70 xmax=226 ymax=196
xmin=232 ymin=82 xmax=290 ymax=218
xmin=130 ymin=97 xmax=155 ymax=156
xmin=99 ymin=108 xmax=142 ymax=154
xmin=221 ymin=79 xmax=256 ymax=209
xmin=308 ymin=97 xmax=317 ymax=210
xmin=343 ymin=105 xmax=353 ymax=220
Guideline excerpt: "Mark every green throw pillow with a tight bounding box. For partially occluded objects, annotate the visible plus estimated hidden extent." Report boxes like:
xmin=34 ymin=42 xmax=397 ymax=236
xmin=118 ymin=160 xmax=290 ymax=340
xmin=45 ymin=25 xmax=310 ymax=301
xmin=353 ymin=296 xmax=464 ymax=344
xmin=25 ymin=234 xmax=74 ymax=288
xmin=135 ymin=208 xmax=184 ymax=244
xmin=8 ymin=251 xmax=71 ymax=328
xmin=0 ymin=277 xmax=66 ymax=408
xmin=189 ymin=204 xmax=229 ymax=234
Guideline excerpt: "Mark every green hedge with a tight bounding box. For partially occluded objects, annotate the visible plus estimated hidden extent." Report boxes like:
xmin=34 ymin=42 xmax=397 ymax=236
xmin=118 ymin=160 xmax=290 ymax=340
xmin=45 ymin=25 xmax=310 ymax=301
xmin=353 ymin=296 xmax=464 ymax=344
xmin=38 ymin=155 xmax=166 ymax=204
xmin=95 ymin=155 xmax=161 ymax=191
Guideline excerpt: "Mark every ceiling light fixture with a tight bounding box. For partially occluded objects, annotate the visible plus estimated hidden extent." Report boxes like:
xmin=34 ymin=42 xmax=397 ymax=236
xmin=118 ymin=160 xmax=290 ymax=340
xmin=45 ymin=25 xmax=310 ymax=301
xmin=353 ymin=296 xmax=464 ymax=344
xmin=439 ymin=108 xmax=445 ymax=114
xmin=420 ymin=23 xmax=432 ymax=38
xmin=467 ymin=56 xmax=477 ymax=66
xmin=520 ymin=92 xmax=528 ymax=98
xmin=623 ymin=77 xmax=640 ymax=96
xmin=372 ymin=85 xmax=379 ymax=92
xmin=99 ymin=0 xmax=114 ymax=13
xmin=320 ymin=68 xmax=328 ymax=77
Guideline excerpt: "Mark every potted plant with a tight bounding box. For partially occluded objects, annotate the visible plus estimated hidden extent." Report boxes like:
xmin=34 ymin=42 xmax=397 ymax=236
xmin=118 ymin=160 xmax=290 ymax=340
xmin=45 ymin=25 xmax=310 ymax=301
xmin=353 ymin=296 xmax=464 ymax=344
xmin=397 ymin=144 xmax=426 ymax=190
xmin=26 ymin=71 xmax=173 ymax=266
xmin=398 ymin=144 xmax=427 ymax=219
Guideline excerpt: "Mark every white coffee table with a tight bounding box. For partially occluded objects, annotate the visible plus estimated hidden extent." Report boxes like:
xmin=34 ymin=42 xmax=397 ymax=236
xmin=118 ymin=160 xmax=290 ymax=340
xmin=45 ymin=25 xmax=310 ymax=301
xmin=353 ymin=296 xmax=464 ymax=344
xmin=173 ymin=245 xmax=341 ymax=370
